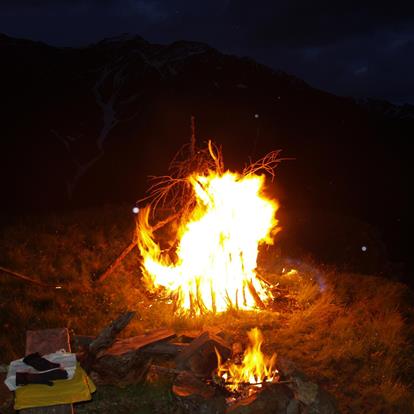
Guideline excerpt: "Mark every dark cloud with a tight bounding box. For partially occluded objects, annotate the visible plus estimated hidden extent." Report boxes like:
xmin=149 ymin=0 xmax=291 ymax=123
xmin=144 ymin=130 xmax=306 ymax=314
xmin=0 ymin=0 xmax=169 ymax=45
xmin=223 ymin=0 xmax=414 ymax=47
xmin=1 ymin=0 xmax=168 ymax=22
xmin=1 ymin=0 xmax=414 ymax=103
xmin=243 ymin=28 xmax=414 ymax=102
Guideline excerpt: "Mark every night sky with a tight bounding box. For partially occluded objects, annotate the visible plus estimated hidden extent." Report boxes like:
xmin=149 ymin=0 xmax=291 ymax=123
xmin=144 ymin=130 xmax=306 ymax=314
xmin=1 ymin=0 xmax=414 ymax=104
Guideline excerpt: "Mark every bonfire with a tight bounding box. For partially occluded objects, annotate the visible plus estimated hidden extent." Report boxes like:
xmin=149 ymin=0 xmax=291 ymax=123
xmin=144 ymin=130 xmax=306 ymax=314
xmin=136 ymin=139 xmax=281 ymax=316
xmin=215 ymin=327 xmax=278 ymax=395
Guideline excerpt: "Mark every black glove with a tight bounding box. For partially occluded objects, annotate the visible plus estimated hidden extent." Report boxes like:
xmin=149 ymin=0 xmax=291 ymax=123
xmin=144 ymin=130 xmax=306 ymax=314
xmin=23 ymin=352 xmax=60 ymax=372
xmin=16 ymin=369 xmax=68 ymax=386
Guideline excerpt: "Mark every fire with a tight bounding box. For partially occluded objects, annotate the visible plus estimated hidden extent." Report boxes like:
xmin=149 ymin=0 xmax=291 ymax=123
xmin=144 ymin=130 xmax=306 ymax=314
xmin=137 ymin=170 xmax=278 ymax=315
xmin=216 ymin=328 xmax=277 ymax=392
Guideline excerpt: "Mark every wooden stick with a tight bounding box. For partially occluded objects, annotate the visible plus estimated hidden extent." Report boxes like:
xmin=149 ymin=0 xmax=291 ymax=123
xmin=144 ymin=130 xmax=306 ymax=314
xmin=247 ymin=280 xmax=266 ymax=309
xmin=208 ymin=379 xmax=291 ymax=386
xmin=151 ymin=211 xmax=180 ymax=232
xmin=0 ymin=265 xmax=62 ymax=289
xmin=255 ymin=273 xmax=273 ymax=287
xmin=97 ymin=241 xmax=136 ymax=282
xmin=97 ymin=212 xmax=180 ymax=283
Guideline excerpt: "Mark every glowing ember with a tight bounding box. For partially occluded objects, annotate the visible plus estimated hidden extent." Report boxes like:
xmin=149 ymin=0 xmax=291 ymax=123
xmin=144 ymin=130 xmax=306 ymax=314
xmin=216 ymin=328 xmax=278 ymax=392
xmin=137 ymin=170 xmax=279 ymax=315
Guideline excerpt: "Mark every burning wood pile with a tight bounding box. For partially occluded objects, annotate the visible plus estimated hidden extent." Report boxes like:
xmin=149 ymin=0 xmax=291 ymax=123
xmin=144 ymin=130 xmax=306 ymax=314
xmin=214 ymin=328 xmax=278 ymax=397
xmin=76 ymin=312 xmax=338 ymax=414
xmin=137 ymin=140 xmax=281 ymax=316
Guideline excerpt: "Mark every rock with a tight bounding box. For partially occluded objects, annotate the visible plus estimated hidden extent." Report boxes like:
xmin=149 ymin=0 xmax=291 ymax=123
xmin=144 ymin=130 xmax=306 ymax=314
xmin=277 ymin=358 xmax=317 ymax=405
xmin=307 ymin=387 xmax=339 ymax=414
xmin=286 ymin=399 xmax=301 ymax=414
xmin=173 ymin=371 xmax=215 ymax=399
xmin=90 ymin=353 xmax=151 ymax=386
xmin=277 ymin=357 xmax=303 ymax=378
xmin=293 ymin=377 xmax=318 ymax=405
xmin=173 ymin=371 xmax=226 ymax=414
xmin=175 ymin=393 xmax=227 ymax=414
xmin=226 ymin=383 xmax=295 ymax=414
xmin=277 ymin=358 xmax=339 ymax=414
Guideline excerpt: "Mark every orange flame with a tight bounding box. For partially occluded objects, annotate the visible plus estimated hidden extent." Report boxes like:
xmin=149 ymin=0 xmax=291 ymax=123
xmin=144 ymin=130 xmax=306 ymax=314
xmin=137 ymin=170 xmax=278 ymax=315
xmin=216 ymin=328 xmax=277 ymax=392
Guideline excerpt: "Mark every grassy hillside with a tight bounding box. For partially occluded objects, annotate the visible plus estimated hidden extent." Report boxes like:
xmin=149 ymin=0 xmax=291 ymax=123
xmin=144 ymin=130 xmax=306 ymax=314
xmin=0 ymin=205 xmax=413 ymax=413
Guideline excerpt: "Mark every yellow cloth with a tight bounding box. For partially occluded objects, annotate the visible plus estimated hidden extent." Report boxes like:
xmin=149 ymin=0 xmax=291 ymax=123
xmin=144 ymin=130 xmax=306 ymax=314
xmin=14 ymin=363 xmax=96 ymax=410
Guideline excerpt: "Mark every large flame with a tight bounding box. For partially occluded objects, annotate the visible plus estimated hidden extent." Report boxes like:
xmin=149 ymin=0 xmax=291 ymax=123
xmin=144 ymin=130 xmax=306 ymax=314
xmin=137 ymin=170 xmax=278 ymax=315
xmin=216 ymin=328 xmax=277 ymax=392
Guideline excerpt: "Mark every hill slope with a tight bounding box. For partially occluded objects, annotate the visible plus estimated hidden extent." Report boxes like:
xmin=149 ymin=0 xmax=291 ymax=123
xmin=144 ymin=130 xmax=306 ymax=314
xmin=0 ymin=33 xmax=412 ymax=275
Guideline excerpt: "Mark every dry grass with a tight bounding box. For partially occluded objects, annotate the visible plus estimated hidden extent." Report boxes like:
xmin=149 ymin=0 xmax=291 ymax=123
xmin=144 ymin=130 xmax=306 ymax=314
xmin=0 ymin=205 xmax=413 ymax=413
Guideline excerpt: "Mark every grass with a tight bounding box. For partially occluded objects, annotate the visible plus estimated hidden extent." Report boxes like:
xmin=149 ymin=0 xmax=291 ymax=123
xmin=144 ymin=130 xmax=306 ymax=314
xmin=0 ymin=205 xmax=413 ymax=413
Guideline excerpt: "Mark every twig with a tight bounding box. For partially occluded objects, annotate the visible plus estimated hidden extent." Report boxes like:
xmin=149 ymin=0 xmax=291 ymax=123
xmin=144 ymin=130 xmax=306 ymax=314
xmin=255 ymin=273 xmax=274 ymax=287
xmin=210 ymin=380 xmax=290 ymax=386
xmin=151 ymin=211 xmax=181 ymax=232
xmin=0 ymin=265 xmax=63 ymax=289
xmin=243 ymin=150 xmax=282 ymax=179
xmin=247 ymin=280 xmax=266 ymax=309
xmin=97 ymin=241 xmax=137 ymax=282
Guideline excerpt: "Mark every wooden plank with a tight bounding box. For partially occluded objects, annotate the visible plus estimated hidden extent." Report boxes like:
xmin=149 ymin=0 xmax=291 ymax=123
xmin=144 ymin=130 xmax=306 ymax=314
xmin=75 ymin=331 xmax=181 ymax=355
xmin=175 ymin=331 xmax=231 ymax=377
xmin=21 ymin=328 xmax=73 ymax=414
xmin=102 ymin=329 xmax=176 ymax=357
xmin=89 ymin=311 xmax=135 ymax=356
xmin=140 ymin=341 xmax=187 ymax=356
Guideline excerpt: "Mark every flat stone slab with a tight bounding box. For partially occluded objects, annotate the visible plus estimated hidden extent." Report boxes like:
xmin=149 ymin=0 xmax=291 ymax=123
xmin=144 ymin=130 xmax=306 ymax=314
xmin=26 ymin=329 xmax=71 ymax=355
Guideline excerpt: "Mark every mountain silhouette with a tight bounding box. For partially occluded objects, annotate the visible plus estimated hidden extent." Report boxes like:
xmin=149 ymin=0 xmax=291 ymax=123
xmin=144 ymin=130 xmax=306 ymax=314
xmin=1 ymin=33 xmax=411 ymax=276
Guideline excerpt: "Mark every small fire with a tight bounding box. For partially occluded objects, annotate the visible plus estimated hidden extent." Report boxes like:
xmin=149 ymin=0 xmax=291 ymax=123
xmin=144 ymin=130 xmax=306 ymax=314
xmin=216 ymin=328 xmax=278 ymax=392
xmin=137 ymin=170 xmax=278 ymax=315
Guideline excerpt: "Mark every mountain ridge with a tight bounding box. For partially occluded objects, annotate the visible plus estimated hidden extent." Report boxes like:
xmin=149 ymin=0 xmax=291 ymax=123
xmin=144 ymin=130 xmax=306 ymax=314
xmin=1 ymin=33 xmax=412 ymax=274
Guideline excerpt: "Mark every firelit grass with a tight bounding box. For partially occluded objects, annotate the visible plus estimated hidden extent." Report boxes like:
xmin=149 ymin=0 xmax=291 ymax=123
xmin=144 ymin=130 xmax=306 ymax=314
xmin=0 ymin=205 xmax=413 ymax=413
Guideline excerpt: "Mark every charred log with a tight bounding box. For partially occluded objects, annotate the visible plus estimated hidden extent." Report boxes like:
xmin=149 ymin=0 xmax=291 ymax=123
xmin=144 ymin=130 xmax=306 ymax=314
xmin=86 ymin=329 xmax=176 ymax=386
xmin=175 ymin=331 xmax=231 ymax=377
